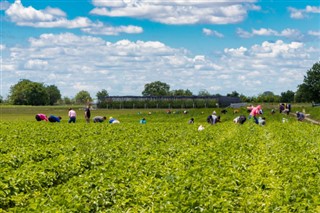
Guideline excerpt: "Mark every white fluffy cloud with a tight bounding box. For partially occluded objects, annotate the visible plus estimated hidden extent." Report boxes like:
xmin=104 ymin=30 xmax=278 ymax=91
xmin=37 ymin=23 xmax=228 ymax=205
xmin=308 ymin=30 xmax=320 ymax=36
xmin=5 ymin=0 xmax=142 ymax=34
xmin=90 ymin=0 xmax=260 ymax=25
xmin=202 ymin=28 xmax=224 ymax=38
xmin=2 ymin=33 xmax=318 ymax=97
xmin=237 ymin=28 xmax=303 ymax=39
xmin=82 ymin=23 xmax=143 ymax=35
xmin=288 ymin=5 xmax=320 ymax=19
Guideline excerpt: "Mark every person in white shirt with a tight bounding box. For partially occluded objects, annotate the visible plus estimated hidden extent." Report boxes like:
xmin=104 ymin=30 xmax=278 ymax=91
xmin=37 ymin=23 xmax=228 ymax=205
xmin=68 ymin=108 xmax=77 ymax=123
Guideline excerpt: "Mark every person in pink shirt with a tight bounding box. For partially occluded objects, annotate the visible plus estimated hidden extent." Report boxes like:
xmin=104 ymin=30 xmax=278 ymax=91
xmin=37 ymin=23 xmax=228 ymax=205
xmin=35 ymin=114 xmax=48 ymax=121
xmin=249 ymin=105 xmax=262 ymax=124
xmin=68 ymin=108 xmax=77 ymax=123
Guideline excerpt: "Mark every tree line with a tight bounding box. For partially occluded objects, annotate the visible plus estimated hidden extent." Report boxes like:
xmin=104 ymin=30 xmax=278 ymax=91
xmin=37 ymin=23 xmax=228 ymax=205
xmin=2 ymin=61 xmax=319 ymax=105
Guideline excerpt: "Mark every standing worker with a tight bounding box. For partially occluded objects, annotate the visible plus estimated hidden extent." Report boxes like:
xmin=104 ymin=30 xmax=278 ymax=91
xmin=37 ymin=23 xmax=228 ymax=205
xmin=68 ymin=108 xmax=77 ymax=123
xmin=85 ymin=104 xmax=91 ymax=123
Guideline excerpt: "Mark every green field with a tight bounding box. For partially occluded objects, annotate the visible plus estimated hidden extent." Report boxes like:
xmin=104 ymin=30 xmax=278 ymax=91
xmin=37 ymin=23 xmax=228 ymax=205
xmin=0 ymin=105 xmax=320 ymax=212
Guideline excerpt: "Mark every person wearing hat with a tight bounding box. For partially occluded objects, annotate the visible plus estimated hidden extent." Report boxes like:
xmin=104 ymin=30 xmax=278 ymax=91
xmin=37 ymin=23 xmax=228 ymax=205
xmin=109 ymin=116 xmax=120 ymax=124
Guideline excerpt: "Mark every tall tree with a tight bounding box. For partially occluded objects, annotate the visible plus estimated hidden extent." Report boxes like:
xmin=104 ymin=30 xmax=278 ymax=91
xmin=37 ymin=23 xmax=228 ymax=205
xmin=9 ymin=79 xmax=49 ymax=105
xmin=198 ymin=89 xmax=211 ymax=96
xmin=96 ymin=89 xmax=109 ymax=102
xmin=280 ymin=90 xmax=295 ymax=103
xmin=142 ymin=81 xmax=170 ymax=96
xmin=297 ymin=61 xmax=320 ymax=102
xmin=75 ymin=90 xmax=92 ymax=104
xmin=227 ymin=91 xmax=240 ymax=97
xmin=46 ymin=85 xmax=61 ymax=105
xmin=170 ymin=89 xmax=193 ymax=96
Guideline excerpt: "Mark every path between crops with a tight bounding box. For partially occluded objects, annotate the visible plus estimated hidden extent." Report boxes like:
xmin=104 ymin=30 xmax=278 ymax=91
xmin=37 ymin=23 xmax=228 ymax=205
xmin=289 ymin=113 xmax=320 ymax=125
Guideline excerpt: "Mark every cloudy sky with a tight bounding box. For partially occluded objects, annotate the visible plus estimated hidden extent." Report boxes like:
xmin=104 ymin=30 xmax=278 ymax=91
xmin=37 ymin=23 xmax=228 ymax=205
xmin=1 ymin=0 xmax=319 ymax=98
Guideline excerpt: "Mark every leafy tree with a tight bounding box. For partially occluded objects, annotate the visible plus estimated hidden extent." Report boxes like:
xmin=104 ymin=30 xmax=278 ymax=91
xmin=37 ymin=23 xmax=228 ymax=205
xmin=142 ymin=81 xmax=170 ymax=96
xmin=9 ymin=79 xmax=49 ymax=105
xmin=96 ymin=89 xmax=109 ymax=102
xmin=227 ymin=91 xmax=239 ymax=97
xmin=170 ymin=89 xmax=193 ymax=96
xmin=75 ymin=90 xmax=92 ymax=104
xmin=297 ymin=61 xmax=320 ymax=102
xmin=62 ymin=96 xmax=73 ymax=105
xmin=0 ymin=95 xmax=3 ymax=103
xmin=198 ymin=89 xmax=211 ymax=96
xmin=256 ymin=92 xmax=280 ymax=103
xmin=280 ymin=90 xmax=295 ymax=103
xmin=46 ymin=85 xmax=61 ymax=105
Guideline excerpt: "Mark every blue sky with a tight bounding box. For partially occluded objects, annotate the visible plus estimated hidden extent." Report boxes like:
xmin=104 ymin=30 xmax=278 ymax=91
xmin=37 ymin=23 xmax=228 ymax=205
xmin=1 ymin=0 xmax=319 ymax=98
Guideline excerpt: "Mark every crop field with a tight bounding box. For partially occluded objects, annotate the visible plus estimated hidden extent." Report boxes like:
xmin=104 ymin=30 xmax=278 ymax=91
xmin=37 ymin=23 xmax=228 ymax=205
xmin=0 ymin=105 xmax=320 ymax=212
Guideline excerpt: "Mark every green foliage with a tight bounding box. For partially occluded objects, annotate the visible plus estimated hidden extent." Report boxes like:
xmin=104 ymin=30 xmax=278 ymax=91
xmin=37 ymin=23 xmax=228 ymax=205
xmin=297 ymin=61 xmax=320 ymax=102
xmin=142 ymin=81 xmax=170 ymax=96
xmin=227 ymin=91 xmax=239 ymax=97
xmin=9 ymin=79 xmax=49 ymax=105
xmin=46 ymin=85 xmax=62 ymax=105
xmin=280 ymin=90 xmax=295 ymax=103
xmin=170 ymin=89 xmax=193 ymax=96
xmin=198 ymin=89 xmax=211 ymax=96
xmin=75 ymin=90 xmax=92 ymax=104
xmin=96 ymin=89 xmax=109 ymax=103
xmin=8 ymin=79 xmax=62 ymax=106
xmin=1 ymin=107 xmax=320 ymax=212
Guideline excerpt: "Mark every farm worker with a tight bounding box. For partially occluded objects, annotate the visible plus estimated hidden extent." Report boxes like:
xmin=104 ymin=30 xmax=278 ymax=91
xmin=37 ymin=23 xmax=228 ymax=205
xmin=140 ymin=118 xmax=147 ymax=124
xmin=93 ymin=116 xmax=106 ymax=123
xmin=233 ymin=115 xmax=246 ymax=124
xmin=207 ymin=114 xmax=220 ymax=124
xmin=48 ymin=115 xmax=61 ymax=122
xmin=85 ymin=104 xmax=91 ymax=123
xmin=68 ymin=108 xmax=76 ymax=123
xmin=258 ymin=117 xmax=266 ymax=126
xmin=249 ymin=105 xmax=262 ymax=124
xmin=188 ymin=118 xmax=194 ymax=124
xmin=109 ymin=117 xmax=120 ymax=124
xmin=35 ymin=114 xmax=48 ymax=121
xmin=296 ymin=111 xmax=305 ymax=121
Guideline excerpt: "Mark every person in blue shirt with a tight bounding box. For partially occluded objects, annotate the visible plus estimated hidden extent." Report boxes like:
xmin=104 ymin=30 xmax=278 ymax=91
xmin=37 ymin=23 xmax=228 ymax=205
xmin=109 ymin=117 xmax=120 ymax=124
xmin=140 ymin=118 xmax=146 ymax=124
xmin=48 ymin=115 xmax=61 ymax=122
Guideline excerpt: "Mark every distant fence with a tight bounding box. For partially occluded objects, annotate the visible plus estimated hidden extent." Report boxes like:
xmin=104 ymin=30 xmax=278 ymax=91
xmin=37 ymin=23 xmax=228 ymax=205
xmin=98 ymin=95 xmax=241 ymax=109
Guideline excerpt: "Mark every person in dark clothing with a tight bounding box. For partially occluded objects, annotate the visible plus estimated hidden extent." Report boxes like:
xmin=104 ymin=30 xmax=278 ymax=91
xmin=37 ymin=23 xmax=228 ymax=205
xmin=85 ymin=105 xmax=91 ymax=123
xmin=93 ymin=116 xmax=106 ymax=123
xmin=48 ymin=115 xmax=62 ymax=122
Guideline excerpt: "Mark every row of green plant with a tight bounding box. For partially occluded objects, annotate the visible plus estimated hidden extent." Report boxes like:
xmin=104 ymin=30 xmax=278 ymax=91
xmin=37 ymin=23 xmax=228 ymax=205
xmin=0 ymin=108 xmax=319 ymax=212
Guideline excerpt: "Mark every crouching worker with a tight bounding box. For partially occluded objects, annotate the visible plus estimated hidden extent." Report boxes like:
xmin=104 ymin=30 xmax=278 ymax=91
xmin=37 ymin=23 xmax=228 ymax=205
xmin=140 ymin=118 xmax=147 ymax=124
xmin=93 ymin=116 xmax=106 ymax=123
xmin=48 ymin=115 xmax=61 ymax=122
xmin=233 ymin=115 xmax=246 ymax=124
xmin=109 ymin=117 xmax=120 ymax=124
xmin=207 ymin=114 xmax=220 ymax=124
xmin=35 ymin=114 xmax=48 ymax=121
xmin=296 ymin=111 xmax=305 ymax=121
xmin=258 ymin=117 xmax=266 ymax=126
